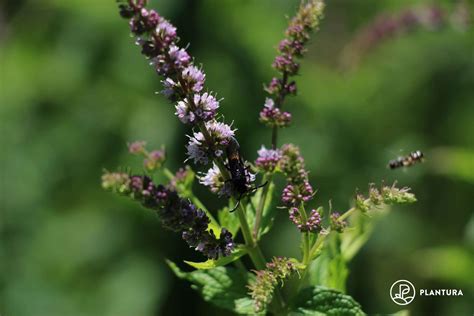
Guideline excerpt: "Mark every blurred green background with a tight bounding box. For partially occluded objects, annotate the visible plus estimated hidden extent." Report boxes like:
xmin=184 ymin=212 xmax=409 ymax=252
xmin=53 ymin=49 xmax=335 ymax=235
xmin=1 ymin=0 xmax=473 ymax=315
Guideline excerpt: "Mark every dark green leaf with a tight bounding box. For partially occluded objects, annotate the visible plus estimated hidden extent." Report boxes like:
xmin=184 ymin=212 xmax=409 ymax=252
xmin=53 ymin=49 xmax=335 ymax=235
xmin=290 ymin=286 xmax=365 ymax=316
xmin=167 ymin=260 xmax=259 ymax=314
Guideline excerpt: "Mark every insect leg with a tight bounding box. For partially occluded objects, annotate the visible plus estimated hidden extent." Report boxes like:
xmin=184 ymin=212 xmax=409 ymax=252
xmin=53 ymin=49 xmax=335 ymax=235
xmin=247 ymin=181 xmax=269 ymax=194
xmin=229 ymin=193 xmax=243 ymax=213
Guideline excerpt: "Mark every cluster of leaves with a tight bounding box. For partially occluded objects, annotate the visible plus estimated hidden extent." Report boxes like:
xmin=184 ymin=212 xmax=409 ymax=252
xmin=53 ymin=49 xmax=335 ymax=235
xmin=167 ymin=261 xmax=363 ymax=316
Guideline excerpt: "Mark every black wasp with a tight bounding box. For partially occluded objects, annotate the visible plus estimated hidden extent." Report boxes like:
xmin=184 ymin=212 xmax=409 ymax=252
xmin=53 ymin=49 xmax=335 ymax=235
xmin=226 ymin=136 xmax=266 ymax=212
xmin=388 ymin=150 xmax=424 ymax=169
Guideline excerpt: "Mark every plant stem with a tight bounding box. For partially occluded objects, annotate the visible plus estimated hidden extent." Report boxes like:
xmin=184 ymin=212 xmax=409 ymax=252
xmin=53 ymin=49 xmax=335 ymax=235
xmin=237 ymin=203 xmax=256 ymax=247
xmin=253 ymin=174 xmax=272 ymax=240
xmin=238 ymin=199 xmax=287 ymax=313
xmin=338 ymin=207 xmax=356 ymax=221
xmin=308 ymin=233 xmax=327 ymax=260
xmin=162 ymin=167 xmax=175 ymax=180
xmin=296 ymin=206 xmax=359 ymax=294
xmin=299 ymin=204 xmax=311 ymax=264
xmin=271 ymin=127 xmax=278 ymax=150
xmin=295 ymin=233 xmax=327 ymax=295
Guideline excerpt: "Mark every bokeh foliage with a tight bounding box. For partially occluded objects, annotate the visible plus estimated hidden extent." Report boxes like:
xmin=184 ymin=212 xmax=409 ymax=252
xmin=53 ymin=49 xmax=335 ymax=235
xmin=1 ymin=0 xmax=473 ymax=315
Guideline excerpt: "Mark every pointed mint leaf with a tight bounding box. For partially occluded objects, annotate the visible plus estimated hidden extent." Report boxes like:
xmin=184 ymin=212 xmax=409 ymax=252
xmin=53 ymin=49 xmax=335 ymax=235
xmin=184 ymin=246 xmax=247 ymax=270
xmin=166 ymin=260 xmax=260 ymax=314
xmin=290 ymin=286 xmax=365 ymax=316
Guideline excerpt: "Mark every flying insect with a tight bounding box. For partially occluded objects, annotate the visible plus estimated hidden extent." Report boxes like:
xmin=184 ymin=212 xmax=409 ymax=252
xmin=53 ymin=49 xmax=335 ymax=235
xmin=388 ymin=150 xmax=424 ymax=169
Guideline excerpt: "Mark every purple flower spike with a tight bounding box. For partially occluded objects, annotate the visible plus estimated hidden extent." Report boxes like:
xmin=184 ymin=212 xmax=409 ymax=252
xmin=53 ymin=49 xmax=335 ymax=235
xmin=260 ymin=98 xmax=292 ymax=128
xmin=193 ymin=93 xmax=219 ymax=121
xmin=281 ymin=181 xmax=314 ymax=207
xmin=289 ymin=207 xmax=322 ymax=233
xmin=255 ymin=146 xmax=282 ymax=173
xmin=260 ymin=0 xmax=324 ymax=130
xmin=182 ymin=65 xmax=206 ymax=92
xmin=176 ymin=93 xmax=220 ymax=124
xmin=144 ymin=149 xmax=166 ymax=171
xmin=103 ymin=171 xmax=235 ymax=259
xmin=128 ymin=140 xmax=147 ymax=154
xmin=199 ymin=163 xmax=232 ymax=197
xmin=168 ymin=45 xmax=191 ymax=69
xmin=330 ymin=212 xmax=347 ymax=233
xmin=186 ymin=120 xmax=235 ymax=165
xmin=156 ymin=20 xmax=177 ymax=44
xmin=175 ymin=99 xmax=196 ymax=124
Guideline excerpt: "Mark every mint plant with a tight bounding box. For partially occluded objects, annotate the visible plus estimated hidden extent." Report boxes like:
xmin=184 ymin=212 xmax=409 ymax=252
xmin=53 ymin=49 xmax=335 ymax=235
xmin=103 ymin=1 xmax=417 ymax=314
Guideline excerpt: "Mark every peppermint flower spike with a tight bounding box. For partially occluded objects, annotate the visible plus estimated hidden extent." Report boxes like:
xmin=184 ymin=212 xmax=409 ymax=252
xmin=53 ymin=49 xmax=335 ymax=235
xmin=102 ymin=171 xmax=235 ymax=259
xmin=259 ymin=98 xmax=292 ymax=128
xmin=144 ymin=148 xmax=166 ymax=171
xmin=186 ymin=120 xmax=236 ymax=165
xmin=289 ymin=207 xmax=322 ymax=233
xmin=354 ymin=183 xmax=417 ymax=214
xmin=255 ymin=145 xmax=277 ymax=171
xmin=281 ymin=181 xmax=314 ymax=206
xmin=279 ymin=143 xmax=315 ymax=208
xmin=199 ymin=162 xmax=232 ymax=197
xmin=128 ymin=140 xmax=147 ymax=155
xmin=330 ymin=212 xmax=347 ymax=233
xmin=168 ymin=45 xmax=191 ymax=68
xmin=127 ymin=141 xmax=166 ymax=171
xmin=118 ymin=0 xmax=236 ymax=171
xmin=181 ymin=65 xmax=206 ymax=93
xmin=193 ymin=92 xmax=220 ymax=121
xmin=272 ymin=0 xmax=324 ymax=89
xmin=175 ymin=92 xmax=220 ymax=124
xmin=101 ymin=171 xmax=131 ymax=194
xmin=175 ymin=99 xmax=196 ymax=124
xmin=262 ymin=0 xmax=325 ymax=148
xmin=249 ymin=257 xmax=298 ymax=312
xmin=185 ymin=132 xmax=209 ymax=165
xmin=168 ymin=166 xmax=193 ymax=191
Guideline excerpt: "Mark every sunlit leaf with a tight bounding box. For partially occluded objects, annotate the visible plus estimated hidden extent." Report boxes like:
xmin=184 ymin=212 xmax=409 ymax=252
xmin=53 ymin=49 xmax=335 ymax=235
xmin=167 ymin=260 xmax=256 ymax=314
xmin=290 ymin=286 xmax=365 ymax=315
xmin=184 ymin=247 xmax=247 ymax=270
xmin=218 ymin=206 xmax=241 ymax=236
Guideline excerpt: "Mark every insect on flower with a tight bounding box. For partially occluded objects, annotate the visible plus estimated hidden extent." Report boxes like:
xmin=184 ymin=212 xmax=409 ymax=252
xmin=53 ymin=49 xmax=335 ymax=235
xmin=388 ymin=150 xmax=424 ymax=169
xmin=226 ymin=137 xmax=267 ymax=211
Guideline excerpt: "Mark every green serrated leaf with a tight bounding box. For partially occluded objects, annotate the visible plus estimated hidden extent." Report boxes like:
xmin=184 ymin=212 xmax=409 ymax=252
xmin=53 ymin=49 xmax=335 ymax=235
xmin=218 ymin=206 xmax=240 ymax=236
xmin=235 ymin=297 xmax=262 ymax=315
xmin=290 ymin=286 xmax=365 ymax=316
xmin=166 ymin=260 xmax=260 ymax=314
xmin=184 ymin=247 xmax=247 ymax=269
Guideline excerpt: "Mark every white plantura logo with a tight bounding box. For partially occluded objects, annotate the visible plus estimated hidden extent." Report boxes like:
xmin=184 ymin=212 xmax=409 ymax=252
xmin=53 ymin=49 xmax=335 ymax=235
xmin=390 ymin=280 xmax=416 ymax=305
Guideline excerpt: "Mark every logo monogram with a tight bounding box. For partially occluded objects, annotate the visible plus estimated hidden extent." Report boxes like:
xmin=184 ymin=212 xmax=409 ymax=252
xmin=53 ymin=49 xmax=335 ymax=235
xmin=390 ymin=280 xmax=416 ymax=305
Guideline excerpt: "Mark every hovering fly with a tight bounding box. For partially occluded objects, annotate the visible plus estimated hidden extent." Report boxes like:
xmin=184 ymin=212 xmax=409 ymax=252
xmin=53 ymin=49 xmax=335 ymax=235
xmin=225 ymin=136 xmax=266 ymax=211
xmin=388 ymin=150 xmax=424 ymax=169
